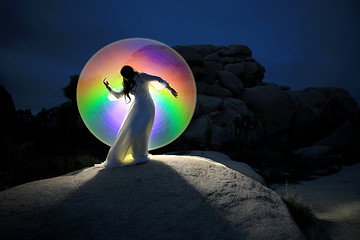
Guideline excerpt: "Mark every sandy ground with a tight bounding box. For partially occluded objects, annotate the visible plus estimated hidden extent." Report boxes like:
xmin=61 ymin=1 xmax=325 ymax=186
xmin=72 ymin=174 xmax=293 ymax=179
xmin=271 ymin=163 xmax=360 ymax=240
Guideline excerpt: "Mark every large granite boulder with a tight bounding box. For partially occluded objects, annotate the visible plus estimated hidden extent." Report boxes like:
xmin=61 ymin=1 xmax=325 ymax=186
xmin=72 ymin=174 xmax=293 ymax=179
xmin=208 ymin=123 xmax=236 ymax=149
xmin=318 ymin=88 xmax=359 ymax=118
xmin=172 ymin=46 xmax=203 ymax=66
xmin=203 ymin=51 xmax=222 ymax=62
xmin=223 ymin=97 xmax=252 ymax=115
xmin=217 ymin=71 xmax=244 ymax=95
xmin=219 ymin=44 xmax=252 ymax=57
xmin=0 ymin=155 xmax=304 ymax=240
xmin=242 ymin=85 xmax=298 ymax=136
xmin=242 ymin=61 xmax=265 ymax=87
xmin=224 ymin=62 xmax=245 ymax=77
xmin=191 ymin=65 xmax=207 ymax=81
xmin=289 ymin=87 xmax=360 ymax=147
xmin=196 ymin=81 xmax=232 ymax=97
xmin=314 ymin=121 xmax=356 ymax=148
xmin=197 ymin=94 xmax=224 ymax=113
xmin=289 ymin=104 xmax=324 ymax=146
xmin=294 ymin=146 xmax=332 ymax=160
xmin=290 ymin=88 xmax=328 ymax=109
xmin=182 ymin=115 xmax=210 ymax=141
xmin=172 ymin=151 xmax=266 ymax=185
xmin=190 ymin=45 xmax=222 ymax=57
xmin=292 ymin=87 xmax=359 ymax=122
xmin=202 ymin=61 xmax=223 ymax=84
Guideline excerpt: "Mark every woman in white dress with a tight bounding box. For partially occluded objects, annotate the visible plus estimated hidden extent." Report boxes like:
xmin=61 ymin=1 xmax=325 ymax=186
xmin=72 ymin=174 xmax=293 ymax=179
xmin=101 ymin=65 xmax=178 ymax=167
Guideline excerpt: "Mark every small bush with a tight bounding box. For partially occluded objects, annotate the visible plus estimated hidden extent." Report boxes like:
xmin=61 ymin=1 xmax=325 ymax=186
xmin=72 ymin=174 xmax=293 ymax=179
xmin=282 ymin=192 xmax=317 ymax=230
xmin=280 ymin=191 xmax=329 ymax=240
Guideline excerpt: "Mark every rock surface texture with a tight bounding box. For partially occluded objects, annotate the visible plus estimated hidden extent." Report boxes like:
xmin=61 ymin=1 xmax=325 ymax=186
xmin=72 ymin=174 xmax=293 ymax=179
xmin=0 ymin=155 xmax=304 ymax=240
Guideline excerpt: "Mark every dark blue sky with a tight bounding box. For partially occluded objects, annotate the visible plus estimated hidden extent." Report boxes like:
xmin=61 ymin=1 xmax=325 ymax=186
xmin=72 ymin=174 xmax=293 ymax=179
xmin=1 ymin=0 xmax=360 ymax=113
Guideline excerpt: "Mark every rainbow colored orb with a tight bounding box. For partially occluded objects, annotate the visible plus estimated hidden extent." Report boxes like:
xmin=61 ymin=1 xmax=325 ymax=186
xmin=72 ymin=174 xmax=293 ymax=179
xmin=77 ymin=38 xmax=196 ymax=150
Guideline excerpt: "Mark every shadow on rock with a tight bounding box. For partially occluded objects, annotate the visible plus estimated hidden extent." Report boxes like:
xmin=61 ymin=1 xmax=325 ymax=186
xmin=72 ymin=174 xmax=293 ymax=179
xmin=1 ymin=160 xmax=245 ymax=240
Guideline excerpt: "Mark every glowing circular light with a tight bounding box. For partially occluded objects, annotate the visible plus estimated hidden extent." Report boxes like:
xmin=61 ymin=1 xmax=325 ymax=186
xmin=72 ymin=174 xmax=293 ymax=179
xmin=77 ymin=38 xmax=196 ymax=150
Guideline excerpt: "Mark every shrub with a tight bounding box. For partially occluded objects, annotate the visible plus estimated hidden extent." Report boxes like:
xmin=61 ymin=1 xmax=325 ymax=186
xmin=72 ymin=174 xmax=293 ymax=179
xmin=281 ymin=191 xmax=327 ymax=240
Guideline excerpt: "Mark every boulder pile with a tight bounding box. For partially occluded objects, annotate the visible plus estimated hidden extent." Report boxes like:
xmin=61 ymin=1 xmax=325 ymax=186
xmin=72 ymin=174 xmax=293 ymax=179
xmin=173 ymin=45 xmax=360 ymax=155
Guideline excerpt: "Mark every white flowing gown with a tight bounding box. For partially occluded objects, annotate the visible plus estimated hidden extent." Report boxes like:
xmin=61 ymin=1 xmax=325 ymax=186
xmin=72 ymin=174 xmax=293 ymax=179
xmin=103 ymin=73 xmax=169 ymax=168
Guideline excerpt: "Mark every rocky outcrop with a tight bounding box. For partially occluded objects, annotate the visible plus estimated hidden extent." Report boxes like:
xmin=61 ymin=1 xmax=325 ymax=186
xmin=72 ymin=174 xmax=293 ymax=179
xmin=173 ymin=151 xmax=266 ymax=185
xmin=172 ymin=45 xmax=360 ymax=151
xmin=217 ymin=71 xmax=243 ymax=95
xmin=313 ymin=121 xmax=355 ymax=148
xmin=294 ymin=146 xmax=332 ymax=160
xmin=289 ymin=87 xmax=360 ymax=148
xmin=0 ymin=85 xmax=17 ymax=136
xmin=0 ymin=154 xmax=304 ymax=240
xmin=242 ymin=85 xmax=298 ymax=137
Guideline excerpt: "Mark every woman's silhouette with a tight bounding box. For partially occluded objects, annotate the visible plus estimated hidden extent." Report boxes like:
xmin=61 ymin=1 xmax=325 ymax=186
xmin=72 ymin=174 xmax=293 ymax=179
xmin=101 ymin=65 xmax=178 ymax=167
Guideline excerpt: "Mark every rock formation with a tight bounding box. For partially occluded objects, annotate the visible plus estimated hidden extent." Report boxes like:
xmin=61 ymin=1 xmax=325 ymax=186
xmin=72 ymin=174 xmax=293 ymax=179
xmin=0 ymin=85 xmax=17 ymax=136
xmin=0 ymin=154 xmax=304 ymax=240
xmin=2 ymin=44 xmax=359 ymax=190
xmin=172 ymin=45 xmax=360 ymax=153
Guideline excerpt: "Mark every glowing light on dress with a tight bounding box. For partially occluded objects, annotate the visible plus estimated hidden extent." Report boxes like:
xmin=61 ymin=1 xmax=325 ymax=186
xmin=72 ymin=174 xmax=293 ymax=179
xmin=77 ymin=38 xmax=196 ymax=150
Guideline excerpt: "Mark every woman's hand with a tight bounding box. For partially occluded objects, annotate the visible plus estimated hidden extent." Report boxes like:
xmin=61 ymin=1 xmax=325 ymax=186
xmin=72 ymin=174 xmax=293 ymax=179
xmin=103 ymin=78 xmax=109 ymax=86
xmin=170 ymin=87 xmax=178 ymax=98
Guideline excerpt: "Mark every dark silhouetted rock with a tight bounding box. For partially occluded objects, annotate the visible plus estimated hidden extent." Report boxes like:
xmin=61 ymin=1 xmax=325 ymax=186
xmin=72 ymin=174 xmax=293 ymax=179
xmin=0 ymin=85 xmax=17 ymax=136
xmin=280 ymin=85 xmax=291 ymax=91
xmin=196 ymin=82 xmax=232 ymax=97
xmin=263 ymin=82 xmax=279 ymax=87
xmin=172 ymin=44 xmax=358 ymax=152
xmin=289 ymin=104 xmax=324 ymax=146
xmin=220 ymin=56 xmax=240 ymax=65
xmin=224 ymin=62 xmax=245 ymax=77
xmin=182 ymin=115 xmax=210 ymax=140
xmin=202 ymin=61 xmax=223 ymax=84
xmin=314 ymin=121 xmax=355 ymax=148
xmin=209 ymin=124 xmax=235 ymax=149
xmin=223 ymin=97 xmax=252 ymax=115
xmin=294 ymin=145 xmax=332 ymax=159
xmin=242 ymin=85 xmax=298 ymax=136
xmin=204 ymin=61 xmax=223 ymax=72
xmin=291 ymin=88 xmax=329 ymax=110
xmin=217 ymin=71 xmax=244 ymax=95
xmin=190 ymin=45 xmax=222 ymax=57
xmin=191 ymin=65 xmax=207 ymax=81
xmin=213 ymin=109 xmax=238 ymax=127
xmin=294 ymin=145 xmax=333 ymax=170
xmin=203 ymin=51 xmax=222 ymax=62
xmin=172 ymin=46 xmax=203 ymax=66
xmin=322 ymin=88 xmax=360 ymax=121
xmin=242 ymin=61 xmax=265 ymax=87
xmin=293 ymin=87 xmax=359 ymax=120
xmin=197 ymin=94 xmax=224 ymax=113
xmin=219 ymin=45 xmax=252 ymax=57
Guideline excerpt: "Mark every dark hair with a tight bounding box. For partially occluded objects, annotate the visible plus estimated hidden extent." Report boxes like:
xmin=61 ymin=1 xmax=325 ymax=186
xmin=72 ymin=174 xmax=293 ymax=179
xmin=120 ymin=65 xmax=138 ymax=102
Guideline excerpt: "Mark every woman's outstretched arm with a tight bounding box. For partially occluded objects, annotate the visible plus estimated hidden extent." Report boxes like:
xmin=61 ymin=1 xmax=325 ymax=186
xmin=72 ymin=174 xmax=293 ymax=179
xmin=103 ymin=78 xmax=124 ymax=100
xmin=140 ymin=73 xmax=178 ymax=98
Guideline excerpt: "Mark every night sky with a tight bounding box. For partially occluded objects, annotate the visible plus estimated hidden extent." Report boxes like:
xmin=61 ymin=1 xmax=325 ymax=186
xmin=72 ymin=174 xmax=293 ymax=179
xmin=1 ymin=0 xmax=360 ymax=114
